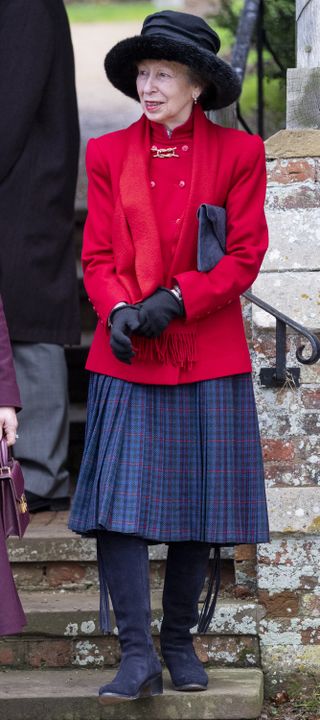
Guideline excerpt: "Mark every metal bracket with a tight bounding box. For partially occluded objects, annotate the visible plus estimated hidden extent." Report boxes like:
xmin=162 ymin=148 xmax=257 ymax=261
xmin=259 ymin=318 xmax=300 ymax=388
xmin=259 ymin=367 xmax=300 ymax=388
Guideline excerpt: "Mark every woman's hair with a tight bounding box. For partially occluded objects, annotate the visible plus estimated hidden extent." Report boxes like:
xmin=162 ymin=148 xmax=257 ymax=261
xmin=186 ymin=66 xmax=204 ymax=89
xmin=185 ymin=66 xmax=209 ymax=105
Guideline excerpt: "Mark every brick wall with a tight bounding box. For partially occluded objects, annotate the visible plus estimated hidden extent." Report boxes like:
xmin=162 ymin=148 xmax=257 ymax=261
xmin=250 ymin=132 xmax=320 ymax=694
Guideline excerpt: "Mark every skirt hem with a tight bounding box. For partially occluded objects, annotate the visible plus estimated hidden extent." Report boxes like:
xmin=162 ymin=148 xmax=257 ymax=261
xmin=68 ymin=524 xmax=270 ymax=546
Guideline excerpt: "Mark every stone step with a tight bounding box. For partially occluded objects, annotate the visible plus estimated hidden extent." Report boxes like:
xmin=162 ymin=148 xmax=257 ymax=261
xmin=8 ymin=513 xmax=235 ymax=594
xmin=69 ymin=402 xmax=87 ymax=424
xmin=68 ymin=403 xmax=86 ymax=444
xmin=8 ymin=513 xmax=235 ymax=562
xmin=11 ymin=556 xmax=235 ymax=594
xmin=0 ymin=668 xmax=264 ymax=720
xmin=18 ymin=591 xmax=265 ymax=636
xmin=68 ymin=403 xmax=86 ymax=477
xmin=0 ymin=592 xmax=263 ymax=670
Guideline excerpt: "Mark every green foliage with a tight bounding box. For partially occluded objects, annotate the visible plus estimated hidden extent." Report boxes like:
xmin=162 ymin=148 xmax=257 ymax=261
xmin=216 ymin=0 xmax=295 ymax=80
xmin=66 ymin=2 xmax=154 ymax=23
xmin=262 ymin=0 xmax=295 ymax=79
xmin=213 ymin=0 xmax=243 ymax=33
xmin=239 ymin=70 xmax=286 ymax=136
xmin=212 ymin=0 xmax=296 ymax=135
xmin=292 ymin=686 xmax=320 ymax=715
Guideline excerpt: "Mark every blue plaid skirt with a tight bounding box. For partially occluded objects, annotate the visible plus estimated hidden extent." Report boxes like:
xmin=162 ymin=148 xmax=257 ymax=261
xmin=69 ymin=373 xmax=269 ymax=544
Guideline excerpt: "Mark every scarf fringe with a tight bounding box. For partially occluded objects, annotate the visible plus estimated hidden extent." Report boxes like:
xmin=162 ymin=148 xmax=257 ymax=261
xmin=133 ymin=330 xmax=197 ymax=370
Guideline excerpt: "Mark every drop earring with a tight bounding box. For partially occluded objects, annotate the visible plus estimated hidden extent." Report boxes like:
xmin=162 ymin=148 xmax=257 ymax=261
xmin=192 ymin=94 xmax=198 ymax=105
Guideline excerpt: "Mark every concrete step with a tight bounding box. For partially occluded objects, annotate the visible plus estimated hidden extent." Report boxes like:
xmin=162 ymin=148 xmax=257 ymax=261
xmin=8 ymin=513 xmax=235 ymax=594
xmin=11 ymin=556 xmax=235 ymax=594
xmin=18 ymin=591 xmax=265 ymax=637
xmin=69 ymin=403 xmax=87 ymax=434
xmin=8 ymin=512 xmax=235 ymax=562
xmin=0 ymin=668 xmax=264 ymax=720
xmin=68 ymin=403 xmax=87 ymax=477
xmin=0 ymin=592 xmax=263 ymax=671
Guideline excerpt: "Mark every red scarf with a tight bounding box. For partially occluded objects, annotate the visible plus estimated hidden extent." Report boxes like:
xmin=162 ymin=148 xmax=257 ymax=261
xmin=112 ymin=105 xmax=219 ymax=367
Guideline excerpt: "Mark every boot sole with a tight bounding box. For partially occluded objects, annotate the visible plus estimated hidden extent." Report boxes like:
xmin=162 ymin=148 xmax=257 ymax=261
xmin=99 ymin=674 xmax=163 ymax=705
xmin=173 ymin=683 xmax=208 ymax=692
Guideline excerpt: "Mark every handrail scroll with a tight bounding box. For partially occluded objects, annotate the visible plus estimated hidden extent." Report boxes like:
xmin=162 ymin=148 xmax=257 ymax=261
xmin=243 ymin=291 xmax=320 ymax=388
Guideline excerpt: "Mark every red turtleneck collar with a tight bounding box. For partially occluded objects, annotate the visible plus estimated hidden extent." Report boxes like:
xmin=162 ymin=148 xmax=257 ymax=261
xmin=150 ymin=109 xmax=194 ymax=143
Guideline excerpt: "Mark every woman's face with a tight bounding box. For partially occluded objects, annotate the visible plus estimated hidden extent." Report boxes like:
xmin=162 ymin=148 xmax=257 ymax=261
xmin=136 ymin=59 xmax=202 ymax=130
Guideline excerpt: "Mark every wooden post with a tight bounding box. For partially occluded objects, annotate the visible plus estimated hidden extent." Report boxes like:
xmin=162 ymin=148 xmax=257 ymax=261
xmin=208 ymin=104 xmax=238 ymax=129
xmin=296 ymin=0 xmax=320 ymax=68
xmin=286 ymin=0 xmax=320 ymax=129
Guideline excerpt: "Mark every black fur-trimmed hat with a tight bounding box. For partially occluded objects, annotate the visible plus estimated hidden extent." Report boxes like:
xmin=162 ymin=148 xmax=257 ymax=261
xmin=104 ymin=10 xmax=241 ymax=111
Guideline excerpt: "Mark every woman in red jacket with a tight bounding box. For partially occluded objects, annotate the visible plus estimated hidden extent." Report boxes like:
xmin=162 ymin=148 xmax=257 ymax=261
xmin=69 ymin=10 xmax=269 ymax=705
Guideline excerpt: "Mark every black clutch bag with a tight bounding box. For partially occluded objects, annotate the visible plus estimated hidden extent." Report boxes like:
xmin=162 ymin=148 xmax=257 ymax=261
xmin=197 ymin=204 xmax=226 ymax=272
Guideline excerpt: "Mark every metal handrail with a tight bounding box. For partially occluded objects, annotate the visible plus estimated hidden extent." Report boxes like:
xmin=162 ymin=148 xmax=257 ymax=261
xmin=243 ymin=291 xmax=320 ymax=387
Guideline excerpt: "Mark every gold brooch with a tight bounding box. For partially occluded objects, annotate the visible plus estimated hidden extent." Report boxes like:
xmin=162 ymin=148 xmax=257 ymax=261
xmin=151 ymin=145 xmax=179 ymax=159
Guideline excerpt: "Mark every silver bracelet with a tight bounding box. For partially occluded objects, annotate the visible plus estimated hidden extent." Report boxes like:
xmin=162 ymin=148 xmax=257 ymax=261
xmin=170 ymin=284 xmax=184 ymax=307
xmin=107 ymin=301 xmax=128 ymax=328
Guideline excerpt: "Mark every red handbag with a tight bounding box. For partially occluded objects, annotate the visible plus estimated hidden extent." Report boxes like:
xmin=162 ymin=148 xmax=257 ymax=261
xmin=0 ymin=438 xmax=29 ymax=538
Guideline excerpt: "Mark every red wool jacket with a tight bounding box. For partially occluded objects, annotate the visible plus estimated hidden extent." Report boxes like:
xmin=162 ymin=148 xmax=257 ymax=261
xmin=82 ymin=106 xmax=268 ymax=384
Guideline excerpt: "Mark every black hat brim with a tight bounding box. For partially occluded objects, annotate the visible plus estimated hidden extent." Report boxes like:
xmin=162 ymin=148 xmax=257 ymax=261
xmin=105 ymin=35 xmax=241 ymax=111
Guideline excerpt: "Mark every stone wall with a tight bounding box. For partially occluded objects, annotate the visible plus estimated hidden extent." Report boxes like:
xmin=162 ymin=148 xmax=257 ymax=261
xmin=250 ymin=131 xmax=320 ymax=694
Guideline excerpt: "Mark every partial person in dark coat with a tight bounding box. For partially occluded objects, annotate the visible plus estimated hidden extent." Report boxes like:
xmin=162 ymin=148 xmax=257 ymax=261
xmin=0 ymin=295 xmax=26 ymax=635
xmin=0 ymin=0 xmax=80 ymax=511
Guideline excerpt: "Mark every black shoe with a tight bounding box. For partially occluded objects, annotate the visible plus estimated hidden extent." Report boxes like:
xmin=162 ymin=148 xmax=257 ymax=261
xmin=25 ymin=491 xmax=70 ymax=513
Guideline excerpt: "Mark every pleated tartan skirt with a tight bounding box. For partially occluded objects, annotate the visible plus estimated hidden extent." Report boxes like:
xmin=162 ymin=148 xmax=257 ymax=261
xmin=69 ymin=372 xmax=269 ymax=545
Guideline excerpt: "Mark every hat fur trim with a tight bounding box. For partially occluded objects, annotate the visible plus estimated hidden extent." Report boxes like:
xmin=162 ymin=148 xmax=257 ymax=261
xmin=105 ymin=35 xmax=241 ymax=111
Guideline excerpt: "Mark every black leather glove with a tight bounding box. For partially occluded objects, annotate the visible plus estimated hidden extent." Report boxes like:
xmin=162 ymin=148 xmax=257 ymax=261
xmin=109 ymin=305 xmax=140 ymax=364
xmin=138 ymin=288 xmax=183 ymax=338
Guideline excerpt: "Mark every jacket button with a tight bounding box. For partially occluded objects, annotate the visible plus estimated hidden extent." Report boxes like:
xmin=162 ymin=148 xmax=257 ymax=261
xmin=150 ymin=180 xmax=156 ymax=188
xmin=182 ymin=145 xmax=189 ymax=152
xmin=179 ymin=180 xmax=185 ymax=188
xmin=176 ymin=218 xmax=181 ymax=224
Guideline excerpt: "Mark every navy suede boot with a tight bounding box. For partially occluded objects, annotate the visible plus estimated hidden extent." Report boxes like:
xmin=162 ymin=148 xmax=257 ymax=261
xmin=97 ymin=532 xmax=163 ymax=704
xmin=160 ymin=541 xmax=211 ymax=691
